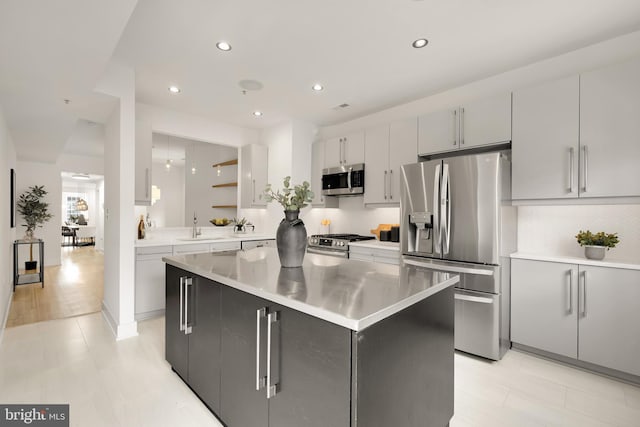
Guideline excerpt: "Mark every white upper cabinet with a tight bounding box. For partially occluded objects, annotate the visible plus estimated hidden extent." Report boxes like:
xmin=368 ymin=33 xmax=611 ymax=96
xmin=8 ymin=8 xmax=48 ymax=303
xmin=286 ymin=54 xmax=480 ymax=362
xmin=240 ymin=144 xmax=268 ymax=209
xmin=512 ymin=75 xmax=580 ymax=200
xmin=364 ymin=118 xmax=417 ymax=206
xmin=324 ymin=131 xmax=364 ymax=167
xmin=580 ymin=57 xmax=640 ymax=198
xmin=418 ymin=92 xmax=511 ymax=156
xmin=135 ymin=120 xmax=152 ymax=206
xmin=310 ymin=140 xmax=338 ymax=208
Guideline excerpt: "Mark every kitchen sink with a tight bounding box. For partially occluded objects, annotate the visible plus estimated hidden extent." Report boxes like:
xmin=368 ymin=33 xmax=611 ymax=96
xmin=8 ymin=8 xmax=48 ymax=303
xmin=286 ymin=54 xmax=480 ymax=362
xmin=176 ymin=237 xmax=226 ymax=241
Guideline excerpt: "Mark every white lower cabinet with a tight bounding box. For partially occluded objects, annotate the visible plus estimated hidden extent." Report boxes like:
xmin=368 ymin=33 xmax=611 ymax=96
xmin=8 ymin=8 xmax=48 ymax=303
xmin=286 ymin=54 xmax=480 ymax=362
xmin=511 ymin=258 xmax=640 ymax=377
xmin=135 ymin=245 xmax=173 ymax=320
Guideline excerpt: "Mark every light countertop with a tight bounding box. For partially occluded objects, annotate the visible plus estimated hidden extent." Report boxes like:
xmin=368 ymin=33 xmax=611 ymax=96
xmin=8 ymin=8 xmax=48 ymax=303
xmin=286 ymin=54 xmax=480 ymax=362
xmin=163 ymin=248 xmax=458 ymax=331
xmin=349 ymin=240 xmax=400 ymax=251
xmin=510 ymin=252 xmax=640 ymax=271
xmin=135 ymin=233 xmax=274 ymax=248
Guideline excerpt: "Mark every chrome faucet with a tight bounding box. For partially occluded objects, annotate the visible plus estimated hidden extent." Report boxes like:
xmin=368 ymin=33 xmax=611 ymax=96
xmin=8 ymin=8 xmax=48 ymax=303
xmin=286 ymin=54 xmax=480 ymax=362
xmin=192 ymin=211 xmax=201 ymax=238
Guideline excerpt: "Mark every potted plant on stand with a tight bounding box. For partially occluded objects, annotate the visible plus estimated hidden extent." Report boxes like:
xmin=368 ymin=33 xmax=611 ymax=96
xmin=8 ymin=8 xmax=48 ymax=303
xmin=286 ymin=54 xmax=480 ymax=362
xmin=16 ymin=185 xmax=53 ymax=270
xmin=575 ymin=230 xmax=619 ymax=260
xmin=263 ymin=177 xmax=314 ymax=267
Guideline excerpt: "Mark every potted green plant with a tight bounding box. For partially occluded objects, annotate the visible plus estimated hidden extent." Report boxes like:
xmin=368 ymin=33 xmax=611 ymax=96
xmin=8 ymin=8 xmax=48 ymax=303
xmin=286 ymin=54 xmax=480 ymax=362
xmin=263 ymin=177 xmax=314 ymax=267
xmin=575 ymin=230 xmax=619 ymax=260
xmin=16 ymin=185 xmax=53 ymax=270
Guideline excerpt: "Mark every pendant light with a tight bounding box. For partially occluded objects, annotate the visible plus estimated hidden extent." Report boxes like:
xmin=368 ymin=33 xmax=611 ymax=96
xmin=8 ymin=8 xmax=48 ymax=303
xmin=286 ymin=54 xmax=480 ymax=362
xmin=165 ymin=135 xmax=172 ymax=171
xmin=191 ymin=143 xmax=197 ymax=175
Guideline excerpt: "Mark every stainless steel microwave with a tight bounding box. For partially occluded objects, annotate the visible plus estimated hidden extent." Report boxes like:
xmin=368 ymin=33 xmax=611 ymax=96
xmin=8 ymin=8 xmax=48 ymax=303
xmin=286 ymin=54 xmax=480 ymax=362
xmin=321 ymin=163 xmax=365 ymax=196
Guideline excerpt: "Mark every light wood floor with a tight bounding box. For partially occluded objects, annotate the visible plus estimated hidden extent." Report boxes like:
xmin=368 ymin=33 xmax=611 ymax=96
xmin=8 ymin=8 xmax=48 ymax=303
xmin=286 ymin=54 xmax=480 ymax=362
xmin=6 ymin=246 xmax=103 ymax=327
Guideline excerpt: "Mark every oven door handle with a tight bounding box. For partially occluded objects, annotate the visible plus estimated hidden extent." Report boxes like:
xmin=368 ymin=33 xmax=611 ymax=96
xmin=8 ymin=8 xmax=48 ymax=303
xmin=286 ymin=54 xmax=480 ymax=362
xmin=307 ymin=247 xmax=349 ymax=258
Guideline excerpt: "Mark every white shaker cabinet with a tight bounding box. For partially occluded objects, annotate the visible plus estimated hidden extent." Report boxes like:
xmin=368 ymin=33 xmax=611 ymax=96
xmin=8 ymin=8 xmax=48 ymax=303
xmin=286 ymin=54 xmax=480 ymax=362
xmin=240 ymin=144 xmax=268 ymax=209
xmin=364 ymin=118 xmax=417 ymax=205
xmin=135 ymin=245 xmax=173 ymax=320
xmin=135 ymin=120 xmax=153 ymax=205
xmin=580 ymin=57 xmax=640 ymax=198
xmin=324 ymin=131 xmax=364 ymax=167
xmin=418 ymin=92 xmax=511 ymax=156
xmin=310 ymin=140 xmax=338 ymax=208
xmin=512 ymin=75 xmax=580 ymax=200
xmin=511 ymin=258 xmax=640 ymax=377
xmin=511 ymin=259 xmax=578 ymax=358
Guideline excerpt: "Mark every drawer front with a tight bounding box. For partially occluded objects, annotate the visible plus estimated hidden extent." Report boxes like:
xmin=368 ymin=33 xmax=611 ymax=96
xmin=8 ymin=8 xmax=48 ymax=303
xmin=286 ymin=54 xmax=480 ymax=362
xmin=211 ymin=241 xmax=241 ymax=252
xmin=173 ymin=243 xmax=211 ymax=255
xmin=136 ymin=245 xmax=173 ymax=256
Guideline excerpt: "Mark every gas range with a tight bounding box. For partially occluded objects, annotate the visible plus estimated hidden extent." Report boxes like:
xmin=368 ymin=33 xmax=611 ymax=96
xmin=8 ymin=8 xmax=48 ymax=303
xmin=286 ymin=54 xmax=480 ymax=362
xmin=307 ymin=234 xmax=375 ymax=258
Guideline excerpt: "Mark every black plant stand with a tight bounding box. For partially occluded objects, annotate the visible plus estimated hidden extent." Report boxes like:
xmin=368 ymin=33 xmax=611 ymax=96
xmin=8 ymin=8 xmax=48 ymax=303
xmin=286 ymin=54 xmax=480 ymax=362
xmin=13 ymin=239 xmax=44 ymax=291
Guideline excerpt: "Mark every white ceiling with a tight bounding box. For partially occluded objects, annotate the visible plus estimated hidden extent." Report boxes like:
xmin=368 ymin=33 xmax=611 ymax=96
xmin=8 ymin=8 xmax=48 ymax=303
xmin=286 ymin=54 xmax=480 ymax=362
xmin=2 ymin=0 xmax=640 ymax=162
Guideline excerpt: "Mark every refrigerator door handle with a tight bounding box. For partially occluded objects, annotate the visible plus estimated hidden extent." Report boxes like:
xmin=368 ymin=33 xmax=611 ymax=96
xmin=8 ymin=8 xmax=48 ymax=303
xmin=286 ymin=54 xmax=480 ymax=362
xmin=433 ymin=164 xmax=441 ymax=254
xmin=441 ymin=164 xmax=451 ymax=255
xmin=403 ymin=258 xmax=494 ymax=276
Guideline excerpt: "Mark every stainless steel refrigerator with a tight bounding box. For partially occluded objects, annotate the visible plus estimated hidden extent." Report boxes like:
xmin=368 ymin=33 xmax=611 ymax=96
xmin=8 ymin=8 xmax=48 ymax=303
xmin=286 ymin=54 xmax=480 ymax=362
xmin=400 ymin=150 xmax=516 ymax=360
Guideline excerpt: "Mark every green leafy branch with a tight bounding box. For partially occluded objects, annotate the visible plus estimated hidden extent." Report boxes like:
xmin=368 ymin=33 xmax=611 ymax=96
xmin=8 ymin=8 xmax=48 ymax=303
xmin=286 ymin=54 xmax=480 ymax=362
xmin=575 ymin=230 xmax=619 ymax=249
xmin=263 ymin=176 xmax=314 ymax=211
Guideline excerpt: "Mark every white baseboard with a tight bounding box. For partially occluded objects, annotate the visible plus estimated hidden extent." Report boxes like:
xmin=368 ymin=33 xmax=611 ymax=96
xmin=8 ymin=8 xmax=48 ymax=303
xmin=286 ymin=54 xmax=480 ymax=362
xmin=101 ymin=301 xmax=138 ymax=341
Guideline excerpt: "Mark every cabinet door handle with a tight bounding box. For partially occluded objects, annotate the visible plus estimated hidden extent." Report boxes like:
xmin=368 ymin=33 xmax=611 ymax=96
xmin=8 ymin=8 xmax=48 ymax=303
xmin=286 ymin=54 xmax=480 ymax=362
xmin=452 ymin=110 xmax=457 ymax=146
xmin=252 ymin=179 xmax=256 ymax=203
xmin=145 ymin=168 xmax=150 ymax=198
xmin=568 ymin=148 xmax=575 ymax=194
xmin=566 ymin=269 xmax=573 ymax=313
xmin=266 ymin=311 xmax=280 ymax=399
xmin=179 ymin=277 xmax=185 ymax=331
xmin=460 ymin=107 xmax=465 ymax=145
xmin=582 ymin=145 xmax=588 ymax=193
xmin=579 ymin=271 xmax=586 ymax=317
xmin=184 ymin=277 xmax=193 ymax=335
xmin=389 ymin=169 xmax=393 ymax=200
xmin=256 ymin=308 xmax=267 ymax=390
xmin=384 ymin=171 xmax=388 ymax=199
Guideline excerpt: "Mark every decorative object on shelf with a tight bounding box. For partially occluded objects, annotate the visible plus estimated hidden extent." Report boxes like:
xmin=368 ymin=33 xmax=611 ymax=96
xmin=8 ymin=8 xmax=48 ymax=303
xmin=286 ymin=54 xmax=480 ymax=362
xmin=575 ymin=230 xmax=619 ymax=260
xmin=232 ymin=217 xmax=251 ymax=233
xmin=137 ymin=214 xmax=146 ymax=240
xmin=264 ymin=177 xmax=314 ymax=267
xmin=210 ymin=218 xmax=231 ymax=226
xmin=16 ymin=185 xmax=53 ymax=270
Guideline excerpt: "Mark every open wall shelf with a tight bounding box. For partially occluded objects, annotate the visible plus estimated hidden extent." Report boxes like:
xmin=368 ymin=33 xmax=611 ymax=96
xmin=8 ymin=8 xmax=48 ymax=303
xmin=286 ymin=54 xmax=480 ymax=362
xmin=212 ymin=159 xmax=238 ymax=167
xmin=211 ymin=205 xmax=237 ymax=209
xmin=212 ymin=182 xmax=238 ymax=188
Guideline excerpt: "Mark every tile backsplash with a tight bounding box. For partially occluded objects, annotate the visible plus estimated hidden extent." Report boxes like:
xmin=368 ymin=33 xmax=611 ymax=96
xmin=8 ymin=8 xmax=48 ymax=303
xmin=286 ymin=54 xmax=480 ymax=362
xmin=517 ymin=204 xmax=640 ymax=263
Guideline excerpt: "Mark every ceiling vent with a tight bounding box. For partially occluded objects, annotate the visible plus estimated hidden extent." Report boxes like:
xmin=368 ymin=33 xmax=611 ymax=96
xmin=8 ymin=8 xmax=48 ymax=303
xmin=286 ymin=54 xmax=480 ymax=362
xmin=332 ymin=103 xmax=350 ymax=110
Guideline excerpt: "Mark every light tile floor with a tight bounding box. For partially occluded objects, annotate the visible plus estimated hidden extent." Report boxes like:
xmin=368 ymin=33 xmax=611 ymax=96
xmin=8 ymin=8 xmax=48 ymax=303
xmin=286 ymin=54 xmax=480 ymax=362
xmin=1 ymin=313 xmax=639 ymax=427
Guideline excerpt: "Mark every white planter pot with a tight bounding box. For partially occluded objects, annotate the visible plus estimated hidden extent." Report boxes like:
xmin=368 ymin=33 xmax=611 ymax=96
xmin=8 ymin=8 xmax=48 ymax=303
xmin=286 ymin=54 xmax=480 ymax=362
xmin=584 ymin=245 xmax=606 ymax=260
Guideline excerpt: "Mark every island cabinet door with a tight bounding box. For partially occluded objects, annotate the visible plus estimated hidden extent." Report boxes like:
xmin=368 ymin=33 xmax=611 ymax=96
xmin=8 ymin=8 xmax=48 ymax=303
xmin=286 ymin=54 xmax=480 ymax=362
xmin=187 ymin=276 xmax=222 ymax=413
xmin=165 ymin=265 xmax=189 ymax=380
xmin=219 ymin=287 xmax=270 ymax=427
xmin=268 ymin=305 xmax=352 ymax=427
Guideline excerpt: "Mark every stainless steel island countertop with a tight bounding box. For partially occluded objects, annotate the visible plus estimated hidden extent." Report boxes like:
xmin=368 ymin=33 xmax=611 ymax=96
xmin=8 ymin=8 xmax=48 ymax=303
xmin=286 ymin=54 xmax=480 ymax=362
xmin=163 ymin=247 xmax=458 ymax=331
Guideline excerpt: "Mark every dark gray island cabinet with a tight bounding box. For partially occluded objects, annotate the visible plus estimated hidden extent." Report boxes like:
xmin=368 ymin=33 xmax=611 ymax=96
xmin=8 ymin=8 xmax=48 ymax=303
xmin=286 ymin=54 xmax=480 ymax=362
xmin=164 ymin=249 xmax=458 ymax=427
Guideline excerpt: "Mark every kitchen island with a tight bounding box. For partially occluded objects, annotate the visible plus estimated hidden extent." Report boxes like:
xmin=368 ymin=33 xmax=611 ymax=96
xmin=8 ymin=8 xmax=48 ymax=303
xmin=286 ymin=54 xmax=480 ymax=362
xmin=163 ymin=248 xmax=458 ymax=427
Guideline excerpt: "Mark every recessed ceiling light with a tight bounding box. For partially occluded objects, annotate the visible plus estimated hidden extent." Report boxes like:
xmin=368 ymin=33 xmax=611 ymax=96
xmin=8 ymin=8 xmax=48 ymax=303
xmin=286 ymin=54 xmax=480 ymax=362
xmin=216 ymin=41 xmax=232 ymax=51
xmin=253 ymin=111 xmax=263 ymax=117
xmin=168 ymin=86 xmax=181 ymax=94
xmin=412 ymin=38 xmax=429 ymax=48
xmin=312 ymin=83 xmax=324 ymax=91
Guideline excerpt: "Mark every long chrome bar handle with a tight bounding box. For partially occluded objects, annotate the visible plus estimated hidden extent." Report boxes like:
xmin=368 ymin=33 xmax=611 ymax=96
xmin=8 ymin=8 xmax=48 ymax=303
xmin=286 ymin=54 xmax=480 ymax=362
xmin=179 ymin=277 xmax=185 ymax=331
xmin=256 ymin=308 xmax=267 ymax=390
xmin=266 ymin=311 xmax=280 ymax=399
xmin=566 ymin=269 xmax=572 ymax=313
xmin=441 ymin=163 xmax=451 ymax=255
xmin=383 ymin=170 xmax=388 ymax=199
xmin=460 ymin=107 xmax=465 ymax=145
xmin=452 ymin=110 xmax=457 ymax=146
xmin=184 ymin=277 xmax=193 ymax=335
xmin=347 ymin=166 xmax=353 ymax=192
xmin=582 ymin=145 xmax=588 ymax=193
xmin=579 ymin=271 xmax=586 ymax=317
xmin=252 ymin=179 xmax=256 ymax=203
xmin=433 ymin=164 xmax=442 ymax=254
xmin=568 ymin=147 xmax=575 ymax=194
xmin=389 ymin=169 xmax=393 ymax=200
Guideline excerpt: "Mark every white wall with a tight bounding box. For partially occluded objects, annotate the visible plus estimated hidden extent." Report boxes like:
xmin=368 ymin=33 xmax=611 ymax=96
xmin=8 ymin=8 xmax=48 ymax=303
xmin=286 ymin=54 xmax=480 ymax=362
xmin=0 ymin=105 xmax=17 ymax=336
xmin=96 ymin=62 xmax=137 ymax=340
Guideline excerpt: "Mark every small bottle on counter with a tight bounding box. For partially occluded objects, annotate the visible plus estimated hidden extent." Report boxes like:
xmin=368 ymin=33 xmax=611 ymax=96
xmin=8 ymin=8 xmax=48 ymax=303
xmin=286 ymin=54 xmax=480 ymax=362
xmin=137 ymin=214 xmax=146 ymax=239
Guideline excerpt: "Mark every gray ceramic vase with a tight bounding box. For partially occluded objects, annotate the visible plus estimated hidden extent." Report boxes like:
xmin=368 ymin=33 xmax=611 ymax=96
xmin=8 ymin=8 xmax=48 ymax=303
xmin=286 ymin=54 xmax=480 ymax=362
xmin=276 ymin=210 xmax=307 ymax=267
xmin=584 ymin=245 xmax=606 ymax=260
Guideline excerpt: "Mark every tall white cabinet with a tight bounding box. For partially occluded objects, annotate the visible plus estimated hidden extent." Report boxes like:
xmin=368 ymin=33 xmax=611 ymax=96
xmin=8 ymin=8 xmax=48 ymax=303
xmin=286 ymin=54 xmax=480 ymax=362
xmin=512 ymin=257 xmax=640 ymax=377
xmin=512 ymin=57 xmax=640 ymax=200
xmin=364 ymin=118 xmax=417 ymax=205
xmin=240 ymin=144 xmax=268 ymax=209
xmin=310 ymin=140 xmax=337 ymax=208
